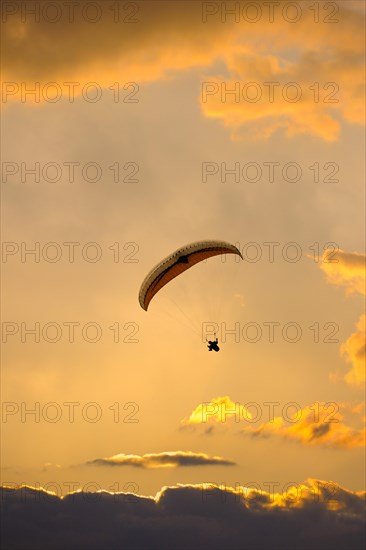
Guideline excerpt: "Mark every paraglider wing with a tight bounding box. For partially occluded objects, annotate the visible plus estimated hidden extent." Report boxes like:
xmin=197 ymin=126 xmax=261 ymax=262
xmin=139 ymin=240 xmax=243 ymax=311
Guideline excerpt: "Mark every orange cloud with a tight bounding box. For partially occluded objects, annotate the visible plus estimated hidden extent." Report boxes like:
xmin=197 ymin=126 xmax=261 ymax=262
xmin=260 ymin=477 xmax=366 ymax=513
xmin=318 ymin=250 xmax=365 ymax=386
xmin=181 ymin=396 xmax=252 ymax=431
xmin=1 ymin=2 xmax=232 ymax=99
xmin=241 ymin=402 xmax=365 ymax=448
xmin=200 ymin=2 xmax=365 ymax=141
xmin=320 ymin=250 xmax=365 ymax=296
xmin=341 ymin=314 xmax=366 ymax=387
xmin=201 ymin=55 xmax=342 ymax=142
xmin=2 ymin=1 xmax=364 ymax=140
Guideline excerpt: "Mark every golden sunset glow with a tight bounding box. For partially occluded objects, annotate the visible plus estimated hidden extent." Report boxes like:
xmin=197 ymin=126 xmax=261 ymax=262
xmin=2 ymin=1 xmax=365 ymax=548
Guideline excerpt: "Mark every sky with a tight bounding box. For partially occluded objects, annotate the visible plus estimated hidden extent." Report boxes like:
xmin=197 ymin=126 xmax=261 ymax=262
xmin=1 ymin=1 xmax=365 ymax=548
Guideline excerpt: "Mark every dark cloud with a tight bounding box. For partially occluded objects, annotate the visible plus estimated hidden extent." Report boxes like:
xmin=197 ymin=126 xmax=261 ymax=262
xmin=1 ymin=482 xmax=365 ymax=550
xmin=86 ymin=451 xmax=236 ymax=468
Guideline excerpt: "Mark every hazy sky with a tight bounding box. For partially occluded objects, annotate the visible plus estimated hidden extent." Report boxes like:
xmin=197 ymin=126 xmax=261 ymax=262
xmin=1 ymin=1 xmax=365 ymax=548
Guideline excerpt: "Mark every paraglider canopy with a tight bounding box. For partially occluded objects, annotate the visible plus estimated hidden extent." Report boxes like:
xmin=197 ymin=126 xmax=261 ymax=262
xmin=139 ymin=240 xmax=243 ymax=311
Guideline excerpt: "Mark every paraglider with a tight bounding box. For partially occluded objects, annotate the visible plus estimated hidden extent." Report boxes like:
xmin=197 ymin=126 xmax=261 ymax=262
xmin=138 ymin=240 xmax=243 ymax=350
xmin=207 ymin=337 xmax=220 ymax=352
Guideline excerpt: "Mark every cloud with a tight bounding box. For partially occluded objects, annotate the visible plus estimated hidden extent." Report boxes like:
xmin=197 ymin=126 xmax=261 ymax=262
xmin=41 ymin=463 xmax=62 ymax=472
xmin=1 ymin=480 xmax=365 ymax=550
xmin=1 ymin=2 xmax=231 ymax=93
xmin=201 ymin=54 xmax=342 ymax=142
xmin=2 ymin=2 xmax=364 ymax=140
xmin=318 ymin=250 xmax=365 ymax=386
xmin=320 ymin=251 xmax=365 ymax=296
xmin=234 ymin=293 xmax=246 ymax=308
xmin=199 ymin=2 xmax=365 ymax=141
xmin=86 ymin=451 xmax=236 ymax=468
xmin=180 ymin=396 xmax=252 ymax=432
xmin=181 ymin=398 xmax=365 ymax=447
xmin=241 ymin=402 xmax=365 ymax=449
xmin=341 ymin=314 xmax=366 ymax=387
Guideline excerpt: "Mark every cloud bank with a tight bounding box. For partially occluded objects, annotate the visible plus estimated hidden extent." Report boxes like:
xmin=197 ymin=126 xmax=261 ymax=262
xmin=1 ymin=480 xmax=365 ymax=550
